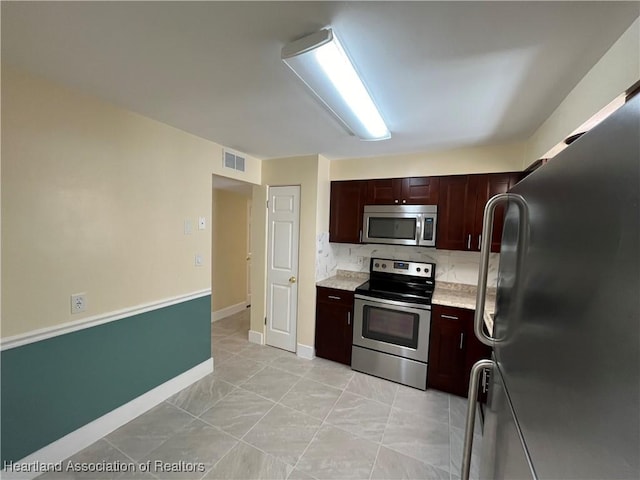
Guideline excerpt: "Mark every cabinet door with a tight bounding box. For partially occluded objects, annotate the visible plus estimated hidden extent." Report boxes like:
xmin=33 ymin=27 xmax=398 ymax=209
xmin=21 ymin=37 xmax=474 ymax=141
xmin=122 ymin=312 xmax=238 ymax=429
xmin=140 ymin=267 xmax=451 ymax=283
xmin=428 ymin=305 xmax=472 ymax=396
xmin=329 ymin=181 xmax=367 ymax=243
xmin=315 ymin=288 xmax=354 ymax=365
xmin=471 ymin=173 xmax=522 ymax=253
xmin=366 ymin=178 xmax=403 ymax=204
xmin=435 ymin=176 xmax=476 ymax=251
xmin=464 ymin=321 xmax=492 ymax=402
xmin=402 ymin=177 xmax=440 ymax=204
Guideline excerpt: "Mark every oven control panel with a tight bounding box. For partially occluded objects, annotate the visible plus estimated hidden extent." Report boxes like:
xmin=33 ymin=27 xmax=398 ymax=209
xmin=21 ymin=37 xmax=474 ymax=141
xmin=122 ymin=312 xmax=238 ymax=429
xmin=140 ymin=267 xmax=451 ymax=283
xmin=371 ymin=258 xmax=435 ymax=278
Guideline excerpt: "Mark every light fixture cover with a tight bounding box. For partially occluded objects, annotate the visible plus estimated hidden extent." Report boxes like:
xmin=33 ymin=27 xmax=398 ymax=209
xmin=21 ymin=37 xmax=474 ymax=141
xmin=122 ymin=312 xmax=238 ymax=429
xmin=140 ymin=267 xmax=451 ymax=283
xmin=282 ymin=28 xmax=391 ymax=141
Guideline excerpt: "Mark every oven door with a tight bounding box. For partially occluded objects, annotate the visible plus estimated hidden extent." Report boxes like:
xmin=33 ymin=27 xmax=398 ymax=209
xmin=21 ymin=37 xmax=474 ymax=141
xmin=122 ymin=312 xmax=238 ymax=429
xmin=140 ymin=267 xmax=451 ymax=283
xmin=353 ymin=294 xmax=431 ymax=363
xmin=362 ymin=212 xmax=420 ymax=246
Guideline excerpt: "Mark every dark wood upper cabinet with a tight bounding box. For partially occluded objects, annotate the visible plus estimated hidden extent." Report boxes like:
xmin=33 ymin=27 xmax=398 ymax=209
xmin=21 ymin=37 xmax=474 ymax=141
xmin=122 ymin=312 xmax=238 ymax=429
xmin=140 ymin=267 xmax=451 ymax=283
xmin=367 ymin=177 xmax=439 ymax=205
xmin=470 ymin=173 xmax=521 ymax=252
xmin=402 ymin=177 xmax=439 ymax=204
xmin=328 ymin=173 xmax=520 ymax=249
xmin=366 ymin=178 xmax=403 ymax=205
xmin=329 ymin=180 xmax=367 ymax=244
xmin=436 ymin=176 xmax=477 ymax=251
xmin=437 ymin=173 xmax=522 ymax=252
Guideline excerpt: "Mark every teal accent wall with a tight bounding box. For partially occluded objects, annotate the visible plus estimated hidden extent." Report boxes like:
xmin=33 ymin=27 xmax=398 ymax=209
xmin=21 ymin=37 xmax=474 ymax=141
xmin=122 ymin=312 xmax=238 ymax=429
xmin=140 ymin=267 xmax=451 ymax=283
xmin=1 ymin=295 xmax=211 ymax=464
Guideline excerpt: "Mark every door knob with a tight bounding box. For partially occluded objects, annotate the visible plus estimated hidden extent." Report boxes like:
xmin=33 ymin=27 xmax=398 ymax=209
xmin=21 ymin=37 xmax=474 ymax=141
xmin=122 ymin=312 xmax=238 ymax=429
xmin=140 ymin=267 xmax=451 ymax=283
xmin=289 ymin=276 xmax=297 ymax=283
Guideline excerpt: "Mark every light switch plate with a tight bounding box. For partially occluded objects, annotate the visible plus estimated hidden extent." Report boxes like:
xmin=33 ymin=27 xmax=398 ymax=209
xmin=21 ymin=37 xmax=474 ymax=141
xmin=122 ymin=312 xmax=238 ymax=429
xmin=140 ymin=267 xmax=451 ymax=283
xmin=198 ymin=217 xmax=206 ymax=230
xmin=195 ymin=254 xmax=203 ymax=266
xmin=184 ymin=219 xmax=193 ymax=235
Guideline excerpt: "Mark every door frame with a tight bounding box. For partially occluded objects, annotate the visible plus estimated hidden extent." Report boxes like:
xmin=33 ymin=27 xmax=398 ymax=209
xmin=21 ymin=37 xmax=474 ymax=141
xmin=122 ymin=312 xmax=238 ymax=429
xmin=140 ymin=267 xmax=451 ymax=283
xmin=246 ymin=198 xmax=252 ymax=306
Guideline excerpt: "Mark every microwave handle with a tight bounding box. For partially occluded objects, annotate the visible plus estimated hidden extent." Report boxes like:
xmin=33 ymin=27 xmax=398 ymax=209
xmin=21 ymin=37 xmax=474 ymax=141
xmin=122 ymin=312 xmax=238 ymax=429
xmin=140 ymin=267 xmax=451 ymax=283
xmin=417 ymin=218 xmax=425 ymax=243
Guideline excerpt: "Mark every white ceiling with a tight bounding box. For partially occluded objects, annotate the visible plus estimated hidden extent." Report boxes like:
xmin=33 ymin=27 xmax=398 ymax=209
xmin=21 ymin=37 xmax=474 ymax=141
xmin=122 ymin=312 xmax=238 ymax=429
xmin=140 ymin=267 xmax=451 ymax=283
xmin=2 ymin=2 xmax=638 ymax=160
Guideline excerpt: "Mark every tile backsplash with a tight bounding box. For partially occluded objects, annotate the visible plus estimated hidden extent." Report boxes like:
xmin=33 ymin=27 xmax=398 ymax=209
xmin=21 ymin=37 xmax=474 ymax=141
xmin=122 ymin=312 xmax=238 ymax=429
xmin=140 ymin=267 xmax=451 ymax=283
xmin=316 ymin=235 xmax=500 ymax=287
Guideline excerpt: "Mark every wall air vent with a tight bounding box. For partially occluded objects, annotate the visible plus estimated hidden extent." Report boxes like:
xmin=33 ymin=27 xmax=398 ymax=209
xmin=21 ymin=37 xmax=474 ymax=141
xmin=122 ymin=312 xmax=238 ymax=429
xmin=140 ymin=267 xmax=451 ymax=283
xmin=223 ymin=149 xmax=246 ymax=172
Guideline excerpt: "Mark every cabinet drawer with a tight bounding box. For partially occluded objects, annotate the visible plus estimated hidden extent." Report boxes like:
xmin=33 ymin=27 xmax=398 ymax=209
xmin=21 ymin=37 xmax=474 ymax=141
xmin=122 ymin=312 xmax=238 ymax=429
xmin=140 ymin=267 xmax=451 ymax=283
xmin=316 ymin=287 xmax=354 ymax=306
xmin=432 ymin=304 xmax=474 ymax=322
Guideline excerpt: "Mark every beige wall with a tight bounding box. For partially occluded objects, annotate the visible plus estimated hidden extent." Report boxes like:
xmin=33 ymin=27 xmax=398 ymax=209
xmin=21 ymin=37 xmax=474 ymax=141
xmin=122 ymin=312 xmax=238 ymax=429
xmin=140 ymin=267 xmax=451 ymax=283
xmin=251 ymin=155 xmax=325 ymax=348
xmin=330 ymin=142 xmax=526 ymax=181
xmin=316 ymin=155 xmax=331 ymax=234
xmin=212 ymin=189 xmax=249 ymax=312
xmin=1 ymin=67 xmax=261 ymax=338
xmin=526 ymin=18 xmax=640 ymax=166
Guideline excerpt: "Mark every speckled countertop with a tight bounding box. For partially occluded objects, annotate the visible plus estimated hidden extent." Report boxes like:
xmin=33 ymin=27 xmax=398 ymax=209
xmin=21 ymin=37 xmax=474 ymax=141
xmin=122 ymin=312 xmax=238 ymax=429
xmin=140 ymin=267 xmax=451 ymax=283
xmin=433 ymin=281 xmax=497 ymax=335
xmin=316 ymin=270 xmax=369 ymax=291
xmin=316 ymin=272 xmax=497 ymax=334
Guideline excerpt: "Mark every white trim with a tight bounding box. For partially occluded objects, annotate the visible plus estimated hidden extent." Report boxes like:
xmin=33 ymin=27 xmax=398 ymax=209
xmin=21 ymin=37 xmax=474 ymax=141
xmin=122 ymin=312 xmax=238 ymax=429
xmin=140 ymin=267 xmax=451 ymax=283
xmin=211 ymin=301 xmax=247 ymax=322
xmin=296 ymin=343 xmax=315 ymax=360
xmin=248 ymin=329 xmax=264 ymax=345
xmin=1 ymin=358 xmax=213 ymax=480
xmin=0 ymin=290 xmax=211 ymax=352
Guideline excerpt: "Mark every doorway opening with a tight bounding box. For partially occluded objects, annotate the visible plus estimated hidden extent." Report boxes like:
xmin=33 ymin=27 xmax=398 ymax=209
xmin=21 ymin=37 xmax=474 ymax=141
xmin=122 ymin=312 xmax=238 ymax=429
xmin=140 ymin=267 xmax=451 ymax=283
xmin=211 ymin=175 xmax=253 ymax=324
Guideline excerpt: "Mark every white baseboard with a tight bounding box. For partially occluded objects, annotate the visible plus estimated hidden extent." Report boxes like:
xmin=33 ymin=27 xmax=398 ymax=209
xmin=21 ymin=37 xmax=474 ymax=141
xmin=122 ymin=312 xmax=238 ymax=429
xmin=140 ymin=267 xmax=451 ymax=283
xmin=211 ymin=302 xmax=247 ymax=322
xmin=1 ymin=358 xmax=214 ymax=480
xmin=296 ymin=343 xmax=315 ymax=360
xmin=248 ymin=330 xmax=264 ymax=345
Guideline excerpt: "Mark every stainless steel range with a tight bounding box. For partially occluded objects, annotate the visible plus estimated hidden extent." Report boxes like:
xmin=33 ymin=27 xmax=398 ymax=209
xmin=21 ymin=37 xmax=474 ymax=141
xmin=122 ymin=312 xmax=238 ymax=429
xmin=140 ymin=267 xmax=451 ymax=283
xmin=352 ymin=258 xmax=435 ymax=390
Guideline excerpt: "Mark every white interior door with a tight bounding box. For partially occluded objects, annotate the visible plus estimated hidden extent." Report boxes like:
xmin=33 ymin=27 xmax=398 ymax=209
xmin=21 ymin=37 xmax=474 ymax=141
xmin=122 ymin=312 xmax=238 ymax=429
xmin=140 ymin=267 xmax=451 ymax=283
xmin=266 ymin=185 xmax=300 ymax=352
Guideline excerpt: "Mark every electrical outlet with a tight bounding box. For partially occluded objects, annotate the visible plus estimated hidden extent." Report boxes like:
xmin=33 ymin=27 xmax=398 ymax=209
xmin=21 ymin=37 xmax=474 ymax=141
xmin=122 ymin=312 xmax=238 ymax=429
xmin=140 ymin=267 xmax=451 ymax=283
xmin=198 ymin=217 xmax=206 ymax=230
xmin=71 ymin=293 xmax=87 ymax=314
xmin=195 ymin=254 xmax=203 ymax=266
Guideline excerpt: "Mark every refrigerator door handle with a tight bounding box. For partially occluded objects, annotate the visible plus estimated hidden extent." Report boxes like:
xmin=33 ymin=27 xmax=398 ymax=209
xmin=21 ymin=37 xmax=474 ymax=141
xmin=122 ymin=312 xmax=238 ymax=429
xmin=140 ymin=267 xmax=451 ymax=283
xmin=475 ymin=193 xmax=529 ymax=346
xmin=462 ymin=359 xmax=495 ymax=480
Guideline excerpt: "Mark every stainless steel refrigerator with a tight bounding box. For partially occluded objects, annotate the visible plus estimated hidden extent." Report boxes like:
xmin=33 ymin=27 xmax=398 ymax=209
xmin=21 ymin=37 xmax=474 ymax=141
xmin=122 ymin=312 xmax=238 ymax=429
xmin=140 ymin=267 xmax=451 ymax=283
xmin=464 ymin=94 xmax=639 ymax=480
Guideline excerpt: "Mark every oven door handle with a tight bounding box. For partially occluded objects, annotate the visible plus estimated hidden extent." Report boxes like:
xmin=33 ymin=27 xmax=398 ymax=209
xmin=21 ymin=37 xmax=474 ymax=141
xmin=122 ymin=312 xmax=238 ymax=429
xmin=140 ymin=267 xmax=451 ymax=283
xmin=355 ymin=294 xmax=431 ymax=311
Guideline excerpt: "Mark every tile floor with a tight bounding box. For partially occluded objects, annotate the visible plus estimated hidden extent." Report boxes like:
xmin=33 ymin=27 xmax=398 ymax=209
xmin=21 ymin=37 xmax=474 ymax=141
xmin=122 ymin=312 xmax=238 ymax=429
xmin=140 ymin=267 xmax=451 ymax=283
xmin=37 ymin=308 xmax=482 ymax=480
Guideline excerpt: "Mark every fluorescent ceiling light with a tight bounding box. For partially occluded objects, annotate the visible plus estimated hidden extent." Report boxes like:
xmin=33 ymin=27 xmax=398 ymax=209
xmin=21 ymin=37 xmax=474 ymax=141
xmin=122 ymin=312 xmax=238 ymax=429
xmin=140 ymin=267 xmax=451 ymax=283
xmin=282 ymin=28 xmax=391 ymax=141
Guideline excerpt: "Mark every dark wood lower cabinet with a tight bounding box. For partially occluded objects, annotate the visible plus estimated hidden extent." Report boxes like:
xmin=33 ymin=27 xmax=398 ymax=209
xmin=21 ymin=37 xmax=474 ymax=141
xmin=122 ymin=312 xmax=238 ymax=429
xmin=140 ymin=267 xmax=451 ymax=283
xmin=428 ymin=304 xmax=491 ymax=397
xmin=315 ymin=287 xmax=354 ymax=365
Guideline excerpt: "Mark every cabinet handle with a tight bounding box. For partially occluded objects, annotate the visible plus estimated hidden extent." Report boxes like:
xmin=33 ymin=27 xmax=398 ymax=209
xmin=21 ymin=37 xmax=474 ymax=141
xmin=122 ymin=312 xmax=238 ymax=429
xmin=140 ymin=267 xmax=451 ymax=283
xmin=462 ymin=360 xmax=495 ymax=480
xmin=478 ymin=234 xmax=482 ymax=251
xmin=394 ymin=199 xmax=399 ymax=204
xmin=475 ymin=193 xmax=529 ymax=346
xmin=467 ymin=234 xmax=471 ymax=250
xmin=347 ymin=312 xmax=351 ymax=325
xmin=359 ymin=229 xmax=363 ymax=243
xmin=402 ymin=199 xmax=406 ymax=204
xmin=441 ymin=314 xmax=459 ymax=320
xmin=459 ymin=333 xmax=464 ymax=349
xmin=328 ymin=295 xmax=341 ymax=300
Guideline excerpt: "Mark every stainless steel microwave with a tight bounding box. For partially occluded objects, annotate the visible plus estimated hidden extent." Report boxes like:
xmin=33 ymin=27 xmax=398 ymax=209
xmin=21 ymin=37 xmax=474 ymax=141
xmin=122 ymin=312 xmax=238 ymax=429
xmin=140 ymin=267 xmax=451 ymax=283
xmin=362 ymin=205 xmax=437 ymax=247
